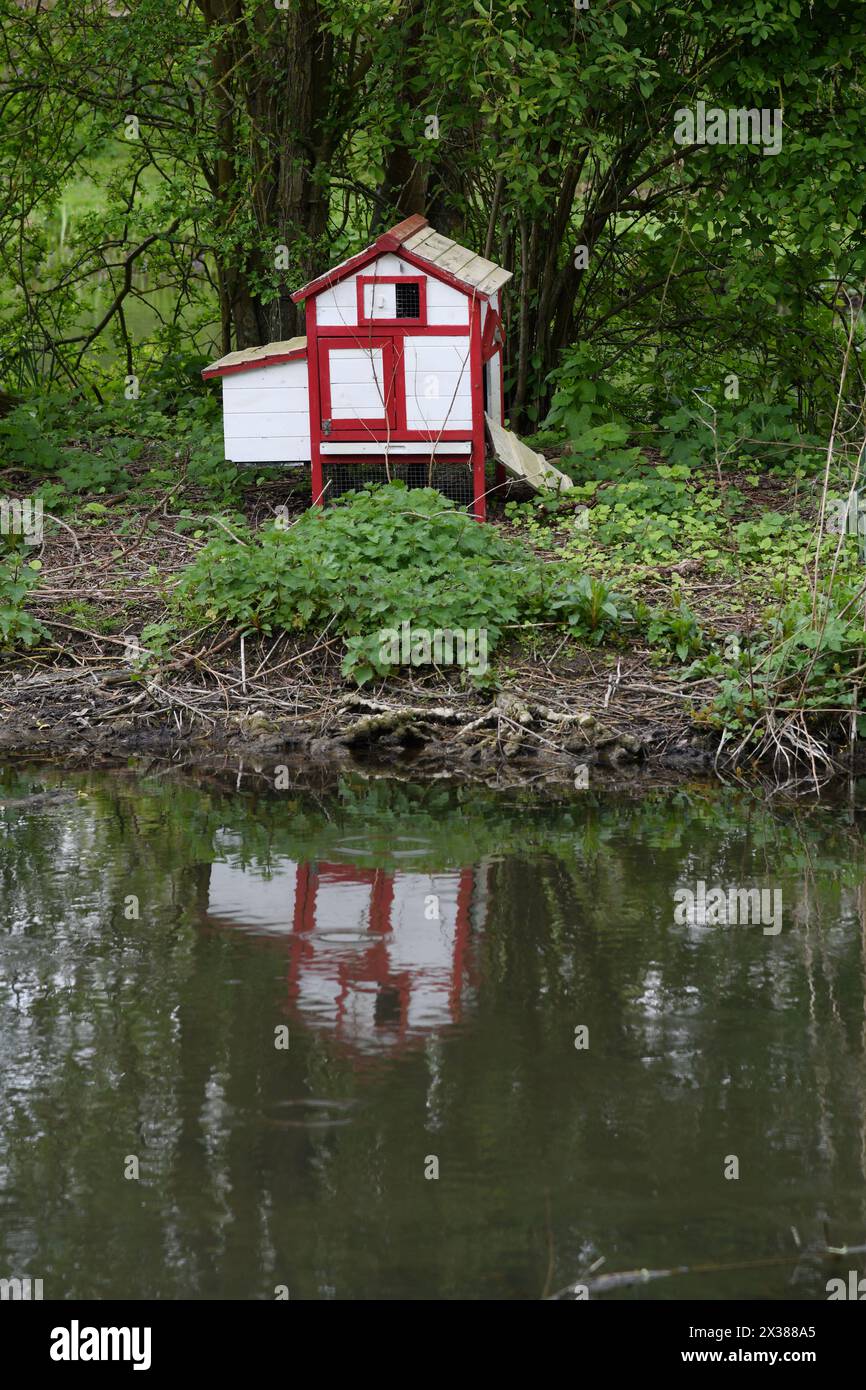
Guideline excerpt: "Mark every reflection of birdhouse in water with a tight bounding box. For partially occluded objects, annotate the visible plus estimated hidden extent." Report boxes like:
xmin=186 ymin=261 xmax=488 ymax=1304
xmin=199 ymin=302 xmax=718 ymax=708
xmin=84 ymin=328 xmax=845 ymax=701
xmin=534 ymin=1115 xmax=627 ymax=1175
xmin=206 ymin=837 xmax=487 ymax=1054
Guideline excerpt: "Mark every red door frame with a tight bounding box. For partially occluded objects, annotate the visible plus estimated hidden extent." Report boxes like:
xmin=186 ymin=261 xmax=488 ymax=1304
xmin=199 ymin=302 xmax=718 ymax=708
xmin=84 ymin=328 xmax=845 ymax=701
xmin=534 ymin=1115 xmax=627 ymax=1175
xmin=317 ymin=335 xmax=402 ymax=435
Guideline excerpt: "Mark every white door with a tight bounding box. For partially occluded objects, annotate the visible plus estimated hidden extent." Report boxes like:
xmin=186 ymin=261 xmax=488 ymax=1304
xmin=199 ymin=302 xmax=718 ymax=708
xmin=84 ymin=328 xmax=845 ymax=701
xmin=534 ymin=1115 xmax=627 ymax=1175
xmin=318 ymin=337 xmax=399 ymax=435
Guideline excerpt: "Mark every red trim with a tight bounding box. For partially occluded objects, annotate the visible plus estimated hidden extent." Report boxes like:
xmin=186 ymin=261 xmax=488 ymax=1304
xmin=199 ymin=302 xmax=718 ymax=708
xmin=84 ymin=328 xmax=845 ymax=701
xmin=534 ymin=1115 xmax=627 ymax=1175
xmin=392 ymin=338 xmax=407 ymax=432
xmin=356 ymin=275 xmax=427 ymax=328
xmin=201 ymin=346 xmax=307 ymax=380
xmin=292 ymin=235 xmax=498 ymax=305
xmin=218 ymin=855 xmax=489 ymax=1063
xmin=469 ymin=298 xmax=487 ymax=521
xmin=293 ymin=861 xmax=317 ymax=935
xmin=317 ymin=336 xmax=401 ymax=434
xmin=316 ymin=324 xmax=468 ymax=339
xmin=291 ymin=222 xmax=423 ymax=302
xmin=291 ymin=863 xmax=309 ymax=935
xmin=318 ymin=453 xmax=472 ymax=465
xmin=481 ymin=307 xmax=501 ymax=363
xmin=315 ymin=863 xmax=376 ymax=885
xmin=370 ymin=869 xmax=395 ymax=933
xmin=306 ymin=298 xmax=324 ymax=505
xmin=292 ymin=243 xmax=387 ymax=304
xmin=280 ymin=858 xmax=484 ymax=1059
xmin=449 ymin=867 xmax=474 ymax=1023
xmin=322 ymin=430 xmax=470 ymax=443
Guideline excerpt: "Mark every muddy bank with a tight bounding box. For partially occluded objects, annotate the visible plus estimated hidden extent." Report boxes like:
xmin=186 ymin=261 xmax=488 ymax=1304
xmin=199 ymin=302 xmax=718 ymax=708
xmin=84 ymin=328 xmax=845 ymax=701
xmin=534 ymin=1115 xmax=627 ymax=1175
xmin=0 ymin=662 xmax=722 ymax=783
xmin=5 ymin=625 xmax=864 ymax=789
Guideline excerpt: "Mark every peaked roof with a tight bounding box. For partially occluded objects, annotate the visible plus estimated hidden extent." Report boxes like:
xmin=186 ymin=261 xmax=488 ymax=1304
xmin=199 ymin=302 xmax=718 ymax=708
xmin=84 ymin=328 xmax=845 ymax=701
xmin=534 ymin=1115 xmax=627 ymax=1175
xmin=202 ymin=336 xmax=307 ymax=380
xmin=291 ymin=215 xmax=511 ymax=303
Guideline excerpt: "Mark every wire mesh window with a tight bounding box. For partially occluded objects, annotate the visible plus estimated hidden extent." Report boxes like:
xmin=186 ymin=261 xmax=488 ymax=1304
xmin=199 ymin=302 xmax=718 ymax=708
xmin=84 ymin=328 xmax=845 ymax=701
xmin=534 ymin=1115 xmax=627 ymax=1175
xmin=322 ymin=459 xmax=473 ymax=508
xmin=395 ymin=281 xmax=421 ymax=319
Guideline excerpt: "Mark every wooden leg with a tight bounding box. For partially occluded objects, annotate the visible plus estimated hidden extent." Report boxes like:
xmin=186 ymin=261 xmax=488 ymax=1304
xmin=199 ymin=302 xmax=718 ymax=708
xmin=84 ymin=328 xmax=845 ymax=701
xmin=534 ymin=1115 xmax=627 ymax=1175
xmin=311 ymin=449 xmax=324 ymax=506
xmin=472 ymin=441 xmax=487 ymax=521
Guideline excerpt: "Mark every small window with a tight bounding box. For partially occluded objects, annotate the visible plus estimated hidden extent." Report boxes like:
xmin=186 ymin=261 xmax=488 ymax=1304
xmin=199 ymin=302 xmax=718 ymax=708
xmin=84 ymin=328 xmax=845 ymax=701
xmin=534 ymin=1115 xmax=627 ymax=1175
xmin=357 ymin=274 xmax=427 ymax=326
xmin=395 ymin=281 xmax=420 ymax=319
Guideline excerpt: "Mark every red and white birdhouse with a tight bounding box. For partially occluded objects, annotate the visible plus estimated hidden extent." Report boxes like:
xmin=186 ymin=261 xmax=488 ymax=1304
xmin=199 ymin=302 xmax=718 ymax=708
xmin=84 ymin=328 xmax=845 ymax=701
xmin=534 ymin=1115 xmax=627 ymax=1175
xmin=202 ymin=215 xmax=512 ymax=519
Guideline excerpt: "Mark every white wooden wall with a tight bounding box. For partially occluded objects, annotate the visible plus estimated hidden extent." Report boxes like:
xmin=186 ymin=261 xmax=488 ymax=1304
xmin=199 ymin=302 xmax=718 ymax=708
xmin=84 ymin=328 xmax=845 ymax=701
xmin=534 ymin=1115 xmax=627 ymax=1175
xmin=221 ymin=357 xmax=311 ymax=463
xmin=314 ymin=253 xmax=470 ymax=328
xmin=486 ymin=350 xmax=503 ymax=422
xmin=403 ymin=335 xmax=473 ymax=430
xmin=325 ymin=345 xmax=387 ymax=419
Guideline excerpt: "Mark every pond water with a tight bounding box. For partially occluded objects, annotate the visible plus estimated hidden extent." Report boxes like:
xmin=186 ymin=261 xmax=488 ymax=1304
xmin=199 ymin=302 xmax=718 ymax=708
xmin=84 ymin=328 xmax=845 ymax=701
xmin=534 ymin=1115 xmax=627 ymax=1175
xmin=1 ymin=764 xmax=865 ymax=1301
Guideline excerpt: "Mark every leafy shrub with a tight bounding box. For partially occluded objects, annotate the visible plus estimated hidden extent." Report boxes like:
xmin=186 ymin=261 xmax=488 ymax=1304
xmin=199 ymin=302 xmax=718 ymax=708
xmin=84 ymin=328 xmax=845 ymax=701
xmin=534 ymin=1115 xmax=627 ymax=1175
xmin=174 ymin=483 xmax=545 ymax=682
xmin=0 ymin=405 xmax=69 ymax=475
xmin=546 ymin=383 xmax=643 ymax=484
xmin=0 ymin=558 xmax=47 ymax=649
xmin=544 ymin=344 xmax=644 ymax=477
xmin=0 ymin=400 xmax=139 ymax=500
xmin=646 ymin=599 xmax=706 ymax=662
xmin=658 ymin=401 xmax=823 ymax=477
xmin=548 ymin=573 xmax=631 ymax=645
xmin=0 ymin=390 xmax=234 ymax=510
xmin=699 ymin=589 xmax=866 ymax=737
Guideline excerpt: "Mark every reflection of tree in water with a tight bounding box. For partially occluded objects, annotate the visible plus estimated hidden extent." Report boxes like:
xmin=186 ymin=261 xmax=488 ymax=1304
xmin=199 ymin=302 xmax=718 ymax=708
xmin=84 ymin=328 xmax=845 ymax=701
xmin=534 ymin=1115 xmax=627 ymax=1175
xmin=0 ymin=766 xmax=865 ymax=1299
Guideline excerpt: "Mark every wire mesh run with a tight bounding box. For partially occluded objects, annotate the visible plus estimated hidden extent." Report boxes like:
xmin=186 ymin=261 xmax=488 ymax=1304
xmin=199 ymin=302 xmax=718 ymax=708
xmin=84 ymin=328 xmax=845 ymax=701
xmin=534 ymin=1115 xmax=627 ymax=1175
xmin=321 ymin=459 xmax=474 ymax=508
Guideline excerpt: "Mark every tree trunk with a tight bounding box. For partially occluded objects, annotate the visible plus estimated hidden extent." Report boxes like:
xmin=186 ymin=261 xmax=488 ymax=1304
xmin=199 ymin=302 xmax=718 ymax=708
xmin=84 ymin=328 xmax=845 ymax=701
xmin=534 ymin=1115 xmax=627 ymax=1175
xmin=199 ymin=0 xmax=338 ymax=349
xmin=374 ymin=1 xmax=429 ymax=228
